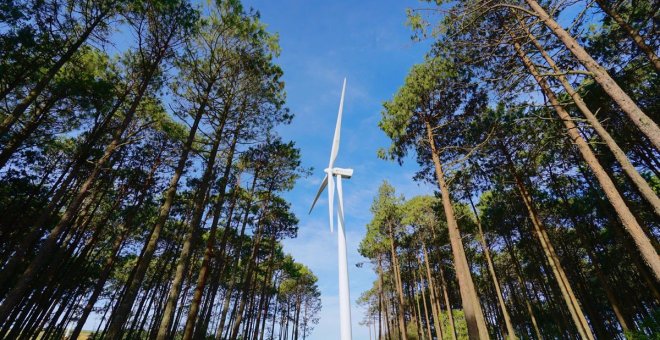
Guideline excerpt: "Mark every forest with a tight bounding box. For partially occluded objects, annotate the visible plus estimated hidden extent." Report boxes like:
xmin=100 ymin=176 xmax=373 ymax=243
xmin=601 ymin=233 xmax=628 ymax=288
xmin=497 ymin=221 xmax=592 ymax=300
xmin=357 ymin=0 xmax=659 ymax=339
xmin=0 ymin=0 xmax=322 ymax=339
xmin=1 ymin=0 xmax=658 ymax=339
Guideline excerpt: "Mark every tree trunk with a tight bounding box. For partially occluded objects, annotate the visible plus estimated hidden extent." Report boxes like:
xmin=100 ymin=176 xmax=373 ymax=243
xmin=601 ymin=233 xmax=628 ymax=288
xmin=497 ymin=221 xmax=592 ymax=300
xmin=594 ymin=0 xmax=660 ymax=71
xmin=387 ymin=223 xmax=408 ymax=340
xmin=549 ymin=166 xmax=636 ymax=332
xmin=418 ymin=271 xmax=432 ymax=340
xmin=421 ymin=244 xmax=443 ymax=339
xmin=436 ymin=254 xmax=457 ymax=340
xmin=423 ymin=118 xmax=490 ymax=340
xmin=467 ymin=194 xmax=517 ymax=339
xmin=182 ymin=121 xmax=241 ymax=340
xmin=0 ymin=7 xmax=110 ymax=137
xmin=504 ymin=237 xmax=543 ymax=340
xmin=156 ymin=131 xmax=223 ymax=339
xmin=522 ymin=0 xmax=660 ymax=149
xmin=499 ymin=141 xmax=594 ymax=339
xmin=68 ymin=157 xmax=159 ymax=340
xmin=0 ymin=60 xmax=156 ymax=322
xmin=228 ymin=226 xmax=264 ymax=339
xmin=510 ymin=28 xmax=660 ymax=281
xmin=105 ymin=69 xmax=206 ymax=339
xmin=515 ymin=13 xmax=660 ymax=217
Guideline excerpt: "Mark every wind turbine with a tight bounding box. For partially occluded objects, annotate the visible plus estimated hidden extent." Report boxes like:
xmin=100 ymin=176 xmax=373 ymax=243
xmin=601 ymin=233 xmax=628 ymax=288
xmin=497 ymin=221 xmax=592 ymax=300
xmin=309 ymin=78 xmax=353 ymax=340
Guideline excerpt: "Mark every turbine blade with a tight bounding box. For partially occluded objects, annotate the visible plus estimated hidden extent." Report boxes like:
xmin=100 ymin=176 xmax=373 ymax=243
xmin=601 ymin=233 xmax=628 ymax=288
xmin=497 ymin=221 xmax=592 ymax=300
xmin=329 ymin=78 xmax=346 ymax=169
xmin=308 ymin=174 xmax=328 ymax=214
xmin=328 ymin=173 xmax=334 ymax=233
xmin=336 ymin=174 xmax=345 ymax=232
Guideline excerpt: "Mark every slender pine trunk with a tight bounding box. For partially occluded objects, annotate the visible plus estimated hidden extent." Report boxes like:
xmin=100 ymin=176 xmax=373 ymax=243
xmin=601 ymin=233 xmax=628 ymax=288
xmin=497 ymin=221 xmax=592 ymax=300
xmin=423 ymin=118 xmax=489 ymax=340
xmin=509 ymin=27 xmax=660 ymax=282
xmin=515 ymin=13 xmax=660 ymax=217
xmin=594 ymin=0 xmax=660 ymax=71
xmin=522 ymin=0 xmax=660 ymax=149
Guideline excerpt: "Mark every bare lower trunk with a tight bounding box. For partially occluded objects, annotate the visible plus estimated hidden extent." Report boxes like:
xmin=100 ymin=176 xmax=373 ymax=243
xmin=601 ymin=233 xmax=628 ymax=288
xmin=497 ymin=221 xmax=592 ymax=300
xmin=505 ymin=239 xmax=543 ymax=340
xmin=156 ymin=131 xmax=223 ymax=340
xmin=424 ymin=119 xmax=489 ymax=340
xmin=437 ymin=263 xmax=457 ymax=340
xmin=182 ymin=123 xmax=240 ymax=340
xmin=105 ymin=68 xmax=203 ymax=338
xmin=421 ymin=245 xmax=443 ymax=338
xmin=467 ymin=195 xmax=516 ymax=339
xmin=0 ymin=65 xmax=153 ymax=322
xmin=387 ymin=223 xmax=408 ymax=340
xmin=500 ymin=139 xmax=594 ymax=339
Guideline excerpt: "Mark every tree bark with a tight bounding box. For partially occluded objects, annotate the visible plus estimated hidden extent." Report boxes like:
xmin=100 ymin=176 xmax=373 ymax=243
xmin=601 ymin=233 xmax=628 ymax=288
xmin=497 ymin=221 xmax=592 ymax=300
xmin=437 ymin=262 xmax=457 ymax=340
xmin=182 ymin=121 xmax=241 ymax=340
xmin=105 ymin=69 xmax=207 ymax=339
xmin=522 ymin=0 xmax=660 ymax=150
xmin=156 ymin=126 xmax=224 ymax=339
xmin=505 ymin=239 xmax=543 ymax=340
xmin=594 ymin=0 xmax=660 ymax=71
xmin=0 ymin=59 xmax=156 ymax=322
xmin=423 ymin=118 xmax=490 ymax=340
xmin=421 ymin=244 xmax=444 ymax=339
xmin=510 ymin=28 xmax=660 ymax=281
xmin=500 ymin=140 xmax=595 ymax=339
xmin=387 ymin=222 xmax=408 ymax=340
xmin=516 ymin=13 xmax=660 ymax=217
xmin=467 ymin=195 xmax=517 ymax=339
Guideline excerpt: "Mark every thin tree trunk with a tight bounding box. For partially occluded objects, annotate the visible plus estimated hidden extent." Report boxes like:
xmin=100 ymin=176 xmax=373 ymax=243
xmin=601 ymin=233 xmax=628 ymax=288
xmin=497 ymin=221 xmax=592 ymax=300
xmin=0 ymin=60 xmax=156 ymax=322
xmin=387 ymin=223 xmax=408 ymax=340
xmin=195 ymin=184 xmax=243 ymax=338
xmin=467 ymin=194 xmax=517 ymax=339
xmin=505 ymin=238 xmax=543 ymax=340
xmin=516 ymin=13 xmax=660 ymax=217
xmin=593 ymin=0 xmax=660 ymax=71
xmin=418 ymin=273 xmax=432 ymax=340
xmin=228 ymin=226 xmax=265 ymax=339
xmin=510 ymin=29 xmax=660 ymax=281
xmin=437 ymin=257 xmax=457 ymax=340
xmin=522 ymin=0 xmax=660 ymax=149
xmin=500 ymin=140 xmax=594 ymax=339
xmin=105 ymin=77 xmax=210 ymax=340
xmin=0 ymin=7 xmax=111 ymax=137
xmin=549 ymin=166 xmax=635 ymax=332
xmin=182 ymin=122 xmax=241 ymax=340
xmin=423 ymin=119 xmax=489 ymax=340
xmin=156 ymin=133 xmax=223 ymax=339
xmin=0 ymin=95 xmax=121 ymax=291
xmin=68 ymin=160 xmax=159 ymax=340
xmin=421 ymin=245 xmax=443 ymax=339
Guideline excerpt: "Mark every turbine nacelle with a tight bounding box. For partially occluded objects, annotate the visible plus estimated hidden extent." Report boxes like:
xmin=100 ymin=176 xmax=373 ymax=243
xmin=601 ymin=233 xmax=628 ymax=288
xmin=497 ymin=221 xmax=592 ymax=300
xmin=324 ymin=167 xmax=354 ymax=178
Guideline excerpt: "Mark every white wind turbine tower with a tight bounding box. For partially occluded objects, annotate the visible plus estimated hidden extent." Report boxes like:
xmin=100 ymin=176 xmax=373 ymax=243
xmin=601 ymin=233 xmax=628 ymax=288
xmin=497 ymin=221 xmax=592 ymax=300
xmin=309 ymin=78 xmax=353 ymax=340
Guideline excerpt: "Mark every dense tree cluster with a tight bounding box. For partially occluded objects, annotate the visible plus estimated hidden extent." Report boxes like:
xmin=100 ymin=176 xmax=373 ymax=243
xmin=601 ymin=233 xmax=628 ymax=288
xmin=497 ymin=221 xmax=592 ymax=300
xmin=361 ymin=0 xmax=659 ymax=339
xmin=0 ymin=0 xmax=321 ymax=339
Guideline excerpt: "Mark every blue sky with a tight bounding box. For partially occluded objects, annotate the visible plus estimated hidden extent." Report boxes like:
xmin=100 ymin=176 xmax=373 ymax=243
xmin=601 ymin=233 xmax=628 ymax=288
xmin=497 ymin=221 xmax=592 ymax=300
xmin=240 ymin=1 xmax=436 ymax=338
